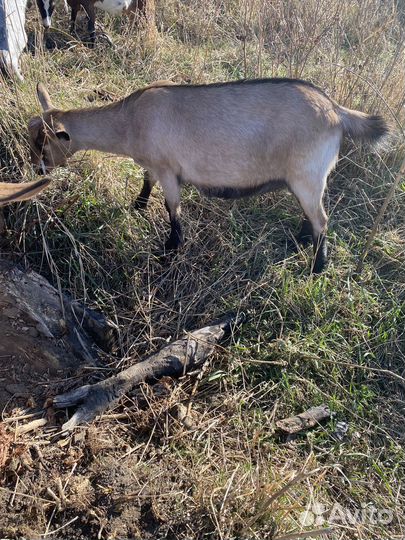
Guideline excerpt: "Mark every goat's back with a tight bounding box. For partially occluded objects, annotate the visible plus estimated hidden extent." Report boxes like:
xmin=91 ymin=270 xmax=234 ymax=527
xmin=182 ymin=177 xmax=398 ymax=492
xmin=131 ymin=79 xmax=342 ymax=187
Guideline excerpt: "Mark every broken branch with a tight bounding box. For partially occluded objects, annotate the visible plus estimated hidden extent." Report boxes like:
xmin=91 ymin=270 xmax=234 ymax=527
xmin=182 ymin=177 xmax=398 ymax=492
xmin=53 ymin=314 xmax=245 ymax=431
xmin=276 ymin=405 xmax=331 ymax=434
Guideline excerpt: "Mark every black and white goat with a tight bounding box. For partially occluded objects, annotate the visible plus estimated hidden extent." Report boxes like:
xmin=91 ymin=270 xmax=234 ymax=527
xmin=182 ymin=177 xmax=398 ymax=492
xmin=35 ymin=0 xmax=148 ymax=46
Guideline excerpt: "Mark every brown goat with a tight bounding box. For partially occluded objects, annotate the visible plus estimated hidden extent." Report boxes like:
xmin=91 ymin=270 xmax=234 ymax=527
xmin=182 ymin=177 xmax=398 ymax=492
xmin=28 ymin=79 xmax=390 ymax=273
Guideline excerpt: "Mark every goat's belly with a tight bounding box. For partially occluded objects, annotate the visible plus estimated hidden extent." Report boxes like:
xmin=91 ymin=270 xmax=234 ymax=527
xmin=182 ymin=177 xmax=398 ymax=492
xmin=94 ymin=0 xmax=131 ymax=13
xmin=179 ymin=155 xmax=287 ymax=199
xmin=197 ymin=179 xmax=287 ymax=199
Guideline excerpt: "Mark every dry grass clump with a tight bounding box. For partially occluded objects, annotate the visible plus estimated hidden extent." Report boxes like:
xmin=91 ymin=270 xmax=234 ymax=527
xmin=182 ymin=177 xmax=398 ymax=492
xmin=0 ymin=0 xmax=405 ymax=539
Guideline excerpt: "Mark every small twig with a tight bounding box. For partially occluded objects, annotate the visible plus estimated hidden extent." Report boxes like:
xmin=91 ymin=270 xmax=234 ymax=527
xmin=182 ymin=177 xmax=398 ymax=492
xmin=317 ymin=356 xmax=405 ymax=389
xmin=46 ymin=487 xmax=62 ymax=507
xmin=57 ymin=477 xmax=69 ymax=506
xmin=15 ymin=418 xmax=47 ymax=435
xmin=3 ymin=411 xmax=43 ymax=423
xmin=274 ymin=528 xmax=333 ymax=540
xmin=41 ymin=516 xmax=79 ymax=537
xmin=10 ymin=476 xmax=20 ymax=507
xmin=356 ymin=156 xmax=405 ymax=274
xmin=186 ymin=355 xmax=211 ymax=418
xmin=0 ymin=486 xmax=54 ymax=505
xmin=245 ymin=359 xmax=287 ymax=366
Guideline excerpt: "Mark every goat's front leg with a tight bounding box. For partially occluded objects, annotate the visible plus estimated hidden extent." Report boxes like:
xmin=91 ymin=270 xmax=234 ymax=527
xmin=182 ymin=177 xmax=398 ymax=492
xmin=82 ymin=1 xmax=96 ymax=47
xmin=133 ymin=170 xmax=156 ymax=210
xmin=160 ymin=173 xmax=183 ymax=251
xmin=296 ymin=216 xmax=313 ymax=247
xmin=70 ymin=5 xmax=79 ymax=33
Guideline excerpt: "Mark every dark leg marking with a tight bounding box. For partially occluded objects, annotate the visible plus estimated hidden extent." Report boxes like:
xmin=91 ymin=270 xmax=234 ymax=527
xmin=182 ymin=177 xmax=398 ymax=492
xmin=164 ymin=202 xmax=183 ymax=252
xmin=297 ymin=217 xmax=313 ymax=247
xmin=88 ymin=18 xmax=96 ymax=47
xmin=82 ymin=2 xmax=97 ymax=47
xmin=312 ymin=233 xmax=328 ymax=274
xmin=70 ymin=7 xmax=79 ymax=33
xmin=133 ymin=171 xmax=154 ymax=211
xmin=165 ymin=217 xmax=183 ymax=251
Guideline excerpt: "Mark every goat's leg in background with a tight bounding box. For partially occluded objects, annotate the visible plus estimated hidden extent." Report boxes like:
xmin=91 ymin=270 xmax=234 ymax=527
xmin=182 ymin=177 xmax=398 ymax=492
xmin=132 ymin=170 xmax=156 ymax=210
xmin=79 ymin=0 xmax=96 ymax=46
xmin=70 ymin=3 xmax=79 ymax=33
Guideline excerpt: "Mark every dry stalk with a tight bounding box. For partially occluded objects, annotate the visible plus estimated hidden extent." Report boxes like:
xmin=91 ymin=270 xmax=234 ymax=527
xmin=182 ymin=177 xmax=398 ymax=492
xmin=356 ymin=156 xmax=405 ymax=274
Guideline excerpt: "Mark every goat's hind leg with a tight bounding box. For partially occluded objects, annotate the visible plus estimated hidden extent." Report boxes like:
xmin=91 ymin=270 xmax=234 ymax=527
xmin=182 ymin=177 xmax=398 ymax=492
xmin=160 ymin=173 xmax=183 ymax=252
xmin=70 ymin=5 xmax=79 ymax=34
xmin=296 ymin=217 xmax=313 ymax=247
xmin=81 ymin=0 xmax=96 ymax=47
xmin=133 ymin=170 xmax=156 ymax=210
xmin=290 ymin=177 xmax=328 ymax=274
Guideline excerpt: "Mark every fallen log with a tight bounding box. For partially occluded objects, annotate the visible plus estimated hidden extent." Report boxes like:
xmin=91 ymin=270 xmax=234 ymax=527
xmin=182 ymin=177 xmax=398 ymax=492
xmin=54 ymin=314 xmax=245 ymax=431
xmin=276 ymin=405 xmax=331 ymax=435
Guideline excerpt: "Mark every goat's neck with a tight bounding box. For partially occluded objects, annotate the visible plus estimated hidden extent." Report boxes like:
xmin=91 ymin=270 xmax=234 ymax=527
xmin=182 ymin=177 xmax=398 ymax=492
xmin=62 ymin=102 xmax=132 ymax=157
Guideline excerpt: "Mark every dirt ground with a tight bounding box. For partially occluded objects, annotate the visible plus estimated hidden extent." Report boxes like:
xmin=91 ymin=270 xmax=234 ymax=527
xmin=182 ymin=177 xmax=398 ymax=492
xmin=0 ymin=261 xmax=210 ymax=540
xmin=0 ymin=265 xmax=83 ymax=411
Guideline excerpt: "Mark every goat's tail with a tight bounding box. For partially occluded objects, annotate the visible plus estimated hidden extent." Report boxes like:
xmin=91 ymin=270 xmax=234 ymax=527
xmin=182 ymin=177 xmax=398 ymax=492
xmin=338 ymin=105 xmax=391 ymax=146
xmin=0 ymin=177 xmax=52 ymax=206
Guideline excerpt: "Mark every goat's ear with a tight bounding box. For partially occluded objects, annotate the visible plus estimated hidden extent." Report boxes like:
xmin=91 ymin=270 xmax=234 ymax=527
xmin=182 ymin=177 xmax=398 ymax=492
xmin=56 ymin=130 xmax=70 ymax=142
xmin=28 ymin=116 xmax=45 ymax=145
xmin=37 ymin=82 xmax=54 ymax=111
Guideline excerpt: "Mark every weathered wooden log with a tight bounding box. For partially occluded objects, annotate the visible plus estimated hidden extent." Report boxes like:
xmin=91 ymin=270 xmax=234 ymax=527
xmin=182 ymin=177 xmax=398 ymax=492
xmin=54 ymin=314 xmax=245 ymax=431
xmin=276 ymin=405 xmax=331 ymax=434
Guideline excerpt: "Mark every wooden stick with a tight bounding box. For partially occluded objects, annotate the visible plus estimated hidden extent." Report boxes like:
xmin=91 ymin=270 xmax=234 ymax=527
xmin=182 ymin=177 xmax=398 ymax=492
xmin=15 ymin=418 xmax=48 ymax=435
xmin=274 ymin=528 xmax=333 ymax=540
xmin=53 ymin=314 xmax=245 ymax=431
xmin=356 ymin=156 xmax=405 ymax=274
xmin=276 ymin=405 xmax=331 ymax=434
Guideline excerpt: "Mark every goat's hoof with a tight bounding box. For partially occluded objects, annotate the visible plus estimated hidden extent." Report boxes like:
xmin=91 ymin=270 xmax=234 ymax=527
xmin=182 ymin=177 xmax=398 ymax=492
xmin=296 ymin=233 xmax=312 ymax=248
xmin=132 ymin=198 xmax=148 ymax=211
xmin=164 ymin=240 xmax=181 ymax=252
xmin=311 ymin=260 xmax=327 ymax=274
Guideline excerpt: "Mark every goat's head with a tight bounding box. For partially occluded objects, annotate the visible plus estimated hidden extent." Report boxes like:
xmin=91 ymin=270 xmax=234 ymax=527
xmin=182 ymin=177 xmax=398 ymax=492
xmin=28 ymin=84 xmax=72 ymax=174
xmin=35 ymin=0 xmax=55 ymax=28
